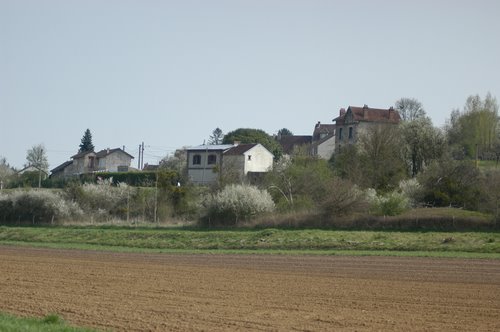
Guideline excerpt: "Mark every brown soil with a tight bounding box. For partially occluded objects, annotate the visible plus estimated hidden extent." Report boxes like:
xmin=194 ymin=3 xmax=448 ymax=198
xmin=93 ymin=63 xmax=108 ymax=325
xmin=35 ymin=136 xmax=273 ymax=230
xmin=0 ymin=246 xmax=499 ymax=331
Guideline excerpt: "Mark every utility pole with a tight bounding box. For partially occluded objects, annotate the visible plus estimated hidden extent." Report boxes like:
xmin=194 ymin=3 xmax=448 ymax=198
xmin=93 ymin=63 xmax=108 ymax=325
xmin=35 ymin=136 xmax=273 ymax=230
xmin=137 ymin=142 xmax=145 ymax=170
xmin=141 ymin=142 xmax=145 ymax=170
xmin=154 ymin=170 xmax=158 ymax=223
xmin=138 ymin=144 xmax=141 ymax=169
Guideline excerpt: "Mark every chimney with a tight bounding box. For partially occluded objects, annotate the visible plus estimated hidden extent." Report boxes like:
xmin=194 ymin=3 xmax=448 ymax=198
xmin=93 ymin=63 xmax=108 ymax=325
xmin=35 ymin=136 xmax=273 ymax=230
xmin=233 ymin=141 xmax=241 ymax=146
xmin=316 ymin=121 xmax=321 ymax=128
xmin=123 ymin=145 xmax=125 ymax=151
xmin=107 ymin=148 xmax=110 ymax=154
xmin=340 ymin=108 xmax=346 ymax=116
xmin=363 ymin=104 xmax=368 ymax=117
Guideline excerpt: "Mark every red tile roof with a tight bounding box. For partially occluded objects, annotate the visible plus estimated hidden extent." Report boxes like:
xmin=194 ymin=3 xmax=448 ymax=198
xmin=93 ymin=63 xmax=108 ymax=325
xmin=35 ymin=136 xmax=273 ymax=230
xmin=334 ymin=105 xmax=401 ymax=124
xmin=277 ymin=136 xmax=312 ymax=154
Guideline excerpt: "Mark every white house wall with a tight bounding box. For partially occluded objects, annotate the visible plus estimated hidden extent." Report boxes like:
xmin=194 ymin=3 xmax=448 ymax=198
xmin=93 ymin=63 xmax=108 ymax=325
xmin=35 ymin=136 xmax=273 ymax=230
xmin=100 ymin=152 xmax=133 ymax=172
xmin=243 ymin=146 xmax=274 ymax=174
xmin=187 ymin=150 xmax=223 ymax=184
xmin=188 ymin=168 xmax=219 ymax=184
xmin=317 ymin=136 xmax=336 ymax=160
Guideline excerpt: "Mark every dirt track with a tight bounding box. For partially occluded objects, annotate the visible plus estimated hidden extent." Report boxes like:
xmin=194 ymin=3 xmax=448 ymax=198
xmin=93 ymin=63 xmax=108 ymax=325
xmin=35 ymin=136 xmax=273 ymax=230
xmin=0 ymin=246 xmax=499 ymax=331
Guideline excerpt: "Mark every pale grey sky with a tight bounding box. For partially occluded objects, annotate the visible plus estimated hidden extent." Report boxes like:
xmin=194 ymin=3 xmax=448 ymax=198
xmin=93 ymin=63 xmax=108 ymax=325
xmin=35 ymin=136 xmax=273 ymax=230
xmin=1 ymin=0 xmax=499 ymax=169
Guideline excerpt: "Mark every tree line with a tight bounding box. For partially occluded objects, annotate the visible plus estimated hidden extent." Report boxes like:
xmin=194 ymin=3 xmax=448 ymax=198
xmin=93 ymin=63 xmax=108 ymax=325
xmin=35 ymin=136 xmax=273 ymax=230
xmin=1 ymin=94 xmax=499 ymax=228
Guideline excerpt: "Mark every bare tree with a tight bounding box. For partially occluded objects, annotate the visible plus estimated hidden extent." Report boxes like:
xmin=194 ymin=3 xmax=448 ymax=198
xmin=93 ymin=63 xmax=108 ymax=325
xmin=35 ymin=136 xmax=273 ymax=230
xmin=402 ymin=117 xmax=445 ymax=177
xmin=0 ymin=156 xmax=14 ymax=189
xmin=159 ymin=148 xmax=188 ymax=182
xmin=208 ymin=128 xmax=224 ymax=145
xmin=357 ymin=125 xmax=407 ymax=190
xmin=26 ymin=144 xmax=49 ymax=188
xmin=395 ymin=98 xmax=426 ymax=122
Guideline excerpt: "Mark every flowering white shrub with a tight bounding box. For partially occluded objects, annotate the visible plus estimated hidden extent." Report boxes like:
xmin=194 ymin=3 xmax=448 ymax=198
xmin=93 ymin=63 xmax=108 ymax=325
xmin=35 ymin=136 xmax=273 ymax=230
xmin=79 ymin=180 xmax=131 ymax=214
xmin=0 ymin=189 xmax=83 ymax=224
xmin=203 ymin=184 xmax=275 ymax=225
xmin=398 ymin=178 xmax=424 ymax=208
xmin=366 ymin=189 xmax=409 ymax=216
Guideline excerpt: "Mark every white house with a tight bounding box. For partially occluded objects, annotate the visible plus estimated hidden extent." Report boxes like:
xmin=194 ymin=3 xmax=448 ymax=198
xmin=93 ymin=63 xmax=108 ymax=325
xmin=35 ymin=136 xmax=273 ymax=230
xmin=186 ymin=143 xmax=274 ymax=185
xmin=333 ymin=105 xmax=401 ymax=152
xmin=186 ymin=144 xmax=233 ymax=185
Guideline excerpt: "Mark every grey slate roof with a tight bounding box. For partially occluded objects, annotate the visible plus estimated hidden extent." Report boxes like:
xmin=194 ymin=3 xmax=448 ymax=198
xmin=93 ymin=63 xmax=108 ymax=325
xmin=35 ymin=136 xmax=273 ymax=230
xmin=223 ymin=144 xmax=258 ymax=155
xmin=50 ymin=160 xmax=73 ymax=173
xmin=186 ymin=144 xmax=235 ymax=151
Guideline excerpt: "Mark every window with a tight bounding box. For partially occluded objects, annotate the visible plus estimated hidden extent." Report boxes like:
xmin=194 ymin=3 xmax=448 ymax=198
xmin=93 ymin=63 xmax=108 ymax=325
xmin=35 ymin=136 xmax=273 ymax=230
xmin=339 ymin=128 xmax=343 ymax=140
xmin=193 ymin=154 xmax=201 ymax=165
xmin=248 ymin=155 xmax=252 ymax=161
xmin=348 ymin=127 xmax=353 ymax=139
xmin=207 ymin=154 xmax=217 ymax=165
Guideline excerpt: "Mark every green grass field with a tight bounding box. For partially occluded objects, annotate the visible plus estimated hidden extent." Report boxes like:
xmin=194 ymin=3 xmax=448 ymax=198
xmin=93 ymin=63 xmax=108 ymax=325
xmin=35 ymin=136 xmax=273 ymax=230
xmin=0 ymin=226 xmax=498 ymax=259
xmin=0 ymin=312 xmax=95 ymax=332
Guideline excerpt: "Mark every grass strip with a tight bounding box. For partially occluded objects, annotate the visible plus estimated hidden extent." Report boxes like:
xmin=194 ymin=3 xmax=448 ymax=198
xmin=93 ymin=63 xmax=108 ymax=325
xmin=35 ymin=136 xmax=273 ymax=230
xmin=0 ymin=226 xmax=499 ymax=258
xmin=0 ymin=312 xmax=96 ymax=332
xmin=0 ymin=240 xmax=499 ymax=259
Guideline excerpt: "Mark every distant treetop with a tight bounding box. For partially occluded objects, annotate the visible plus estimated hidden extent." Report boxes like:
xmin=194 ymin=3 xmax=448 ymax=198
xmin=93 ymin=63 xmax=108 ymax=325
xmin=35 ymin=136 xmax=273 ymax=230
xmin=277 ymin=128 xmax=293 ymax=137
xmin=395 ymin=98 xmax=426 ymax=122
xmin=208 ymin=127 xmax=224 ymax=145
xmin=79 ymin=129 xmax=95 ymax=152
xmin=223 ymin=128 xmax=283 ymax=159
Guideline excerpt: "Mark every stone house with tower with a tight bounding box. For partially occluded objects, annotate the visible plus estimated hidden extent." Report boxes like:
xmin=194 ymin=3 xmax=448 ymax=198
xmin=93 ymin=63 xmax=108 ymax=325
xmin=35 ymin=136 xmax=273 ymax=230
xmin=333 ymin=105 xmax=401 ymax=152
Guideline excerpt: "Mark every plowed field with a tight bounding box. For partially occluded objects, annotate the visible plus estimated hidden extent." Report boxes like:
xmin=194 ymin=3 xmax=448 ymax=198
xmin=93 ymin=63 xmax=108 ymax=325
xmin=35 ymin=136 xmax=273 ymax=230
xmin=0 ymin=246 xmax=499 ymax=331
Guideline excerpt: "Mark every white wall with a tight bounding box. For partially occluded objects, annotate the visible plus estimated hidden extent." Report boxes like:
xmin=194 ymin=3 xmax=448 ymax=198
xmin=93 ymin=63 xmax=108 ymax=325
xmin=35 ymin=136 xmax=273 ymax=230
xmin=187 ymin=150 xmax=223 ymax=184
xmin=317 ymin=135 xmax=336 ymax=160
xmin=243 ymin=145 xmax=274 ymax=174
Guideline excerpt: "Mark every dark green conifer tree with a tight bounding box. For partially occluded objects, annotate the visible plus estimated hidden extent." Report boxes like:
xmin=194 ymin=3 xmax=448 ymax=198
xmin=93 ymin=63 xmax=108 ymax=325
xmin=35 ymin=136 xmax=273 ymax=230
xmin=79 ymin=129 xmax=95 ymax=152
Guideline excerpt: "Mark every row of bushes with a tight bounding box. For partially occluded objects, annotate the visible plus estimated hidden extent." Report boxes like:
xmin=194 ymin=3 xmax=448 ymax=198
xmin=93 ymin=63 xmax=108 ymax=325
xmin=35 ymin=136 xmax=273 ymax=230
xmin=0 ymin=176 xmax=195 ymax=225
xmin=0 ymin=190 xmax=82 ymax=225
xmin=7 ymin=171 xmax=165 ymax=189
xmin=1 ymin=162 xmax=499 ymax=230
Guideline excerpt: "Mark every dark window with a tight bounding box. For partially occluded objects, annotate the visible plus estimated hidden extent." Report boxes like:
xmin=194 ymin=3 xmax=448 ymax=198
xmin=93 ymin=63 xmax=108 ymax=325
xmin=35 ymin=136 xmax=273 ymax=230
xmin=339 ymin=128 xmax=343 ymax=140
xmin=193 ymin=154 xmax=201 ymax=165
xmin=248 ymin=155 xmax=252 ymax=161
xmin=207 ymin=154 xmax=217 ymax=165
xmin=348 ymin=127 xmax=353 ymax=139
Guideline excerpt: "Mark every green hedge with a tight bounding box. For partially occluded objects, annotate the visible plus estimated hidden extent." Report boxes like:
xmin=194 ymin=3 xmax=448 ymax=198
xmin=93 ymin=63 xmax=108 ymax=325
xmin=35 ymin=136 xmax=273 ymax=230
xmin=36 ymin=171 xmax=181 ymax=188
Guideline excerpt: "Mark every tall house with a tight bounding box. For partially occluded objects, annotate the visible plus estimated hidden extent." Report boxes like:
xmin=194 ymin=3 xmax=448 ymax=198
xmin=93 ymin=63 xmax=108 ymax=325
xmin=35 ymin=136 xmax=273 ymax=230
xmin=333 ymin=105 xmax=401 ymax=152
